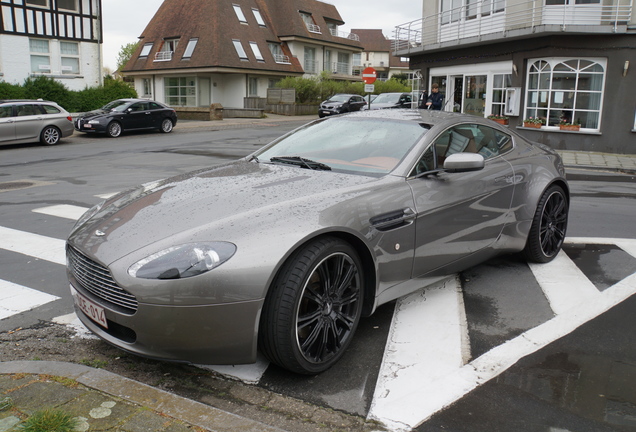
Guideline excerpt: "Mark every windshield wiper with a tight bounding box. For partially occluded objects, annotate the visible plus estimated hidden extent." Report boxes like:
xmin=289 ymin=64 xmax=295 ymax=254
xmin=270 ymin=156 xmax=331 ymax=171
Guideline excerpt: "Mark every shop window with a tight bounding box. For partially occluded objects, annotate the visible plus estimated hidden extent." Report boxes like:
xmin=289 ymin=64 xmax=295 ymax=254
xmin=491 ymin=74 xmax=512 ymax=116
xmin=525 ymin=58 xmax=605 ymax=131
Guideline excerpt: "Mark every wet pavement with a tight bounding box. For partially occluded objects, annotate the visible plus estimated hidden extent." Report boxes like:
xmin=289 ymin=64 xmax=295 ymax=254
xmin=1 ymin=114 xmax=635 ymax=431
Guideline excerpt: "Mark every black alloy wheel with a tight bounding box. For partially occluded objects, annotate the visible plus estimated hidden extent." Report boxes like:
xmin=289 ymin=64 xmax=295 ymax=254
xmin=259 ymin=237 xmax=364 ymax=374
xmin=523 ymin=185 xmax=568 ymax=263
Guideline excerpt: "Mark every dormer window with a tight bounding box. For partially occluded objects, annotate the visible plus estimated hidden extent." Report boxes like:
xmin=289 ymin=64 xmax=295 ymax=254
xmin=269 ymin=43 xmax=290 ymax=64
xmin=233 ymin=4 xmax=247 ymax=23
xmin=300 ymin=12 xmax=321 ymax=33
xmin=139 ymin=43 xmax=153 ymax=58
xmin=252 ymin=8 xmax=266 ymax=26
xmin=155 ymin=38 xmax=178 ymax=61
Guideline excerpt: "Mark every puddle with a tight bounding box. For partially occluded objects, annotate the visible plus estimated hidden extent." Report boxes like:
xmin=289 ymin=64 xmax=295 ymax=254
xmin=563 ymin=244 xmax=636 ymax=291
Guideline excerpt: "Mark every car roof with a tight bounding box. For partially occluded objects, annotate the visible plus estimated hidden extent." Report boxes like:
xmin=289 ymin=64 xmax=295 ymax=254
xmin=337 ymin=109 xmax=502 ymax=128
xmin=0 ymin=99 xmax=57 ymax=104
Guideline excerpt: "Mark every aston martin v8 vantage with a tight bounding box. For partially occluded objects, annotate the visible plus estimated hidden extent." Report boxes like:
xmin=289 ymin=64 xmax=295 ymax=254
xmin=66 ymin=110 xmax=569 ymax=374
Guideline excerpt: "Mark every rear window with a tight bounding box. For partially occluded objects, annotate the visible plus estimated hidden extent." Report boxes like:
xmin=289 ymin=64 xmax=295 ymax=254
xmin=41 ymin=104 xmax=61 ymax=114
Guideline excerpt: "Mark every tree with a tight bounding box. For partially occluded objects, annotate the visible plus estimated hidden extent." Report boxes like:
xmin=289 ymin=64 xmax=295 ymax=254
xmin=116 ymin=42 xmax=139 ymax=72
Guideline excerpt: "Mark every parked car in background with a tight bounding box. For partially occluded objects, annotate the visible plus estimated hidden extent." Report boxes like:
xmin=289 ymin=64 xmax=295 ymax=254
xmin=0 ymin=99 xmax=74 ymax=146
xmin=318 ymin=94 xmax=366 ymax=118
xmin=365 ymin=92 xmax=413 ymax=110
xmin=75 ymin=99 xmax=177 ymax=138
xmin=67 ymin=110 xmax=569 ymax=375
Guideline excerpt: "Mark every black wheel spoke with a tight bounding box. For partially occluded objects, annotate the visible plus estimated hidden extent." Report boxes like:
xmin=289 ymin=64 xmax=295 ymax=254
xmin=297 ymin=309 xmax=321 ymax=331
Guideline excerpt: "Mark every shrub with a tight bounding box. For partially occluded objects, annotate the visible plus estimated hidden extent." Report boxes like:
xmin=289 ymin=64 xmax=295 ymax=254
xmin=0 ymin=81 xmax=26 ymax=99
xmin=22 ymin=76 xmax=75 ymax=110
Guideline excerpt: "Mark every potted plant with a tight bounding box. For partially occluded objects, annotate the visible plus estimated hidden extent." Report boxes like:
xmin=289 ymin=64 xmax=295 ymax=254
xmin=559 ymin=121 xmax=581 ymax=131
xmin=487 ymin=114 xmax=509 ymax=125
xmin=523 ymin=117 xmax=544 ymax=128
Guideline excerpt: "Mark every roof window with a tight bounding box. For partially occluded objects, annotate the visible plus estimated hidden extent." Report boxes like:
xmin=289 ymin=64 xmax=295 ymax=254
xmin=249 ymin=42 xmax=264 ymax=61
xmin=232 ymin=39 xmax=248 ymax=60
xmin=182 ymin=38 xmax=198 ymax=59
xmin=252 ymin=8 xmax=266 ymax=26
xmin=139 ymin=43 xmax=153 ymax=57
xmin=233 ymin=4 xmax=247 ymax=23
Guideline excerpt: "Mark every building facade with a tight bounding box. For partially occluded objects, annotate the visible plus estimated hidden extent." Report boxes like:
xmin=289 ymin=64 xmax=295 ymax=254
xmin=351 ymin=29 xmax=412 ymax=82
xmin=122 ymin=0 xmax=363 ymax=109
xmin=395 ymin=0 xmax=635 ymax=154
xmin=0 ymin=0 xmax=103 ymax=91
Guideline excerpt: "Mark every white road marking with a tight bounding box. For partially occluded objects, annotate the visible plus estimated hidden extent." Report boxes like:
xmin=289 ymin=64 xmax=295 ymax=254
xmin=197 ymin=355 xmax=271 ymax=384
xmin=32 ymin=204 xmax=88 ymax=220
xmin=528 ymin=251 xmax=601 ymax=314
xmin=369 ymin=277 xmax=468 ymax=430
xmin=0 ymin=279 xmax=59 ymax=320
xmin=0 ymin=226 xmax=65 ymax=265
xmin=52 ymin=312 xmax=98 ymax=339
xmin=368 ymin=238 xmax=636 ymax=431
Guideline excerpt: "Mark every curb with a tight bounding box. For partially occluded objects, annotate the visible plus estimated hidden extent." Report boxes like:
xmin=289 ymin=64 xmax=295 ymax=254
xmin=0 ymin=361 xmax=286 ymax=432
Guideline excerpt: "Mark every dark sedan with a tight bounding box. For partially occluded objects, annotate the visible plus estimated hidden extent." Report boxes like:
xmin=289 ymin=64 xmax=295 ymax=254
xmin=365 ymin=92 xmax=413 ymax=110
xmin=75 ymin=99 xmax=177 ymax=138
xmin=318 ymin=94 xmax=367 ymax=118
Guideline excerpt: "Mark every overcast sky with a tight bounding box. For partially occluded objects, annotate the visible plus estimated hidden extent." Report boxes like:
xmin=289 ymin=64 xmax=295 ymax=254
xmin=102 ymin=0 xmax=423 ymax=70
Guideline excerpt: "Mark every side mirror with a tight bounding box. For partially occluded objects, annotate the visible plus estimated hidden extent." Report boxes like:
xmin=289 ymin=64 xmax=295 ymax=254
xmin=126 ymin=108 xmax=133 ymax=113
xmin=443 ymin=153 xmax=485 ymax=173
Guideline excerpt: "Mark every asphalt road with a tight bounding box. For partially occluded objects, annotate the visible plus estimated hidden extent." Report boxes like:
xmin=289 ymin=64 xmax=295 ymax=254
xmin=1 ymin=124 xmax=635 ymax=431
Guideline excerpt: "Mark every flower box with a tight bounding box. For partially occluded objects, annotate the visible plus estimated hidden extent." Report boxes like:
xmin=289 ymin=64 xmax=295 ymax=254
xmin=490 ymin=118 xmax=509 ymax=126
xmin=523 ymin=122 xmax=542 ymax=129
xmin=559 ymin=124 xmax=580 ymax=131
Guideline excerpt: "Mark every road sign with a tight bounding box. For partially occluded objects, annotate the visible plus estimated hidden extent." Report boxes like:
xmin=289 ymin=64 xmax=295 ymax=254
xmin=362 ymin=67 xmax=377 ymax=84
xmin=364 ymin=84 xmax=375 ymax=93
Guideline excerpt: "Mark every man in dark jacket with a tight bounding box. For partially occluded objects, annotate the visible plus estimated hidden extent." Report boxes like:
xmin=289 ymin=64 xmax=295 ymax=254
xmin=426 ymin=83 xmax=444 ymax=110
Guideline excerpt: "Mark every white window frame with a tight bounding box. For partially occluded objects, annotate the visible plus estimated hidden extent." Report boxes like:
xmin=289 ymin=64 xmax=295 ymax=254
xmin=60 ymin=41 xmax=79 ymax=75
xmin=252 ymin=8 xmax=265 ymax=26
xmin=233 ymin=39 xmax=248 ymax=60
xmin=233 ymin=4 xmax=247 ymax=23
xmin=524 ymin=57 xmax=606 ymax=132
xmin=182 ymin=38 xmax=198 ymax=59
xmin=249 ymin=42 xmax=264 ymax=61
xmin=25 ymin=0 xmax=48 ymax=8
xmin=29 ymin=38 xmax=50 ymax=73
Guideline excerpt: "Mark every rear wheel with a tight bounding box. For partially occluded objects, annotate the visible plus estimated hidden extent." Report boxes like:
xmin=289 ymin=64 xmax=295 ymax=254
xmin=523 ymin=185 xmax=568 ymax=263
xmin=106 ymin=121 xmax=122 ymax=138
xmin=40 ymin=126 xmax=61 ymax=145
xmin=259 ymin=237 xmax=364 ymax=374
xmin=159 ymin=118 xmax=173 ymax=133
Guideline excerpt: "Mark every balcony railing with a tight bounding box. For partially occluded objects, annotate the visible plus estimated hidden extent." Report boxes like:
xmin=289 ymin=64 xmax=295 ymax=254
xmin=273 ymin=54 xmax=290 ymax=64
xmin=327 ymin=61 xmax=350 ymax=75
xmin=154 ymin=51 xmax=173 ymax=61
xmin=304 ymin=59 xmax=319 ymax=74
xmin=305 ymin=23 xmax=321 ymax=33
xmin=393 ymin=0 xmax=633 ymax=54
xmin=329 ymin=29 xmax=360 ymax=41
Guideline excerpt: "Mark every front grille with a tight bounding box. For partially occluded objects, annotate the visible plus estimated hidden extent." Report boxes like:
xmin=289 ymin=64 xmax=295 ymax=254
xmin=67 ymin=245 xmax=138 ymax=314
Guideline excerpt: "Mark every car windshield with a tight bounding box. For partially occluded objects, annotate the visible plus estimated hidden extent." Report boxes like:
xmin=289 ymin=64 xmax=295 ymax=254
xmin=256 ymin=117 xmax=428 ymax=175
xmin=102 ymin=100 xmax=131 ymax=112
xmin=373 ymin=93 xmax=401 ymax=104
xmin=327 ymin=95 xmax=350 ymax=103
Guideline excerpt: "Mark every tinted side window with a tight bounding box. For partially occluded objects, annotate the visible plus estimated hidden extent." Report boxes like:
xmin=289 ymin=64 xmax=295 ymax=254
xmin=41 ymin=104 xmax=61 ymax=114
xmin=130 ymin=102 xmax=148 ymax=111
xmin=149 ymin=102 xmax=162 ymax=110
xmin=0 ymin=106 xmax=13 ymax=118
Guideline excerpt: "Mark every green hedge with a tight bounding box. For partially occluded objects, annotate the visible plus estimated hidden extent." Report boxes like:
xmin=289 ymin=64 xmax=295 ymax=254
xmin=0 ymin=76 xmax=137 ymax=112
xmin=275 ymin=72 xmax=412 ymax=103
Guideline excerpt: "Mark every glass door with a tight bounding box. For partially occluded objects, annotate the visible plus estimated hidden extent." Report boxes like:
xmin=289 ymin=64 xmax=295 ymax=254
xmin=464 ymin=75 xmax=487 ymax=116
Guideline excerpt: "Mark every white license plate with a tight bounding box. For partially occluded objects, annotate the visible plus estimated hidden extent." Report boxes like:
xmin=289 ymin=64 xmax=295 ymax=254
xmin=83 ymin=124 xmax=92 ymax=128
xmin=71 ymin=286 xmax=108 ymax=328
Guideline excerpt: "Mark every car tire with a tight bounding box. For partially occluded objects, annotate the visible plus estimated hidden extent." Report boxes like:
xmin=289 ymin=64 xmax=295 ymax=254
xmin=40 ymin=126 xmax=61 ymax=146
xmin=523 ymin=185 xmax=568 ymax=263
xmin=259 ymin=236 xmax=364 ymax=374
xmin=159 ymin=118 xmax=173 ymax=133
xmin=106 ymin=121 xmax=122 ymax=138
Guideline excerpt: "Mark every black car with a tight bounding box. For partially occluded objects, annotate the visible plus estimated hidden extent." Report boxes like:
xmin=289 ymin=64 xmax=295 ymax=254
xmin=365 ymin=92 xmax=413 ymax=110
xmin=318 ymin=94 xmax=366 ymax=118
xmin=75 ymin=99 xmax=177 ymax=138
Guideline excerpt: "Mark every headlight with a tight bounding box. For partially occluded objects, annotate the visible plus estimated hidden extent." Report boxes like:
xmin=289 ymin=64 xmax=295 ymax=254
xmin=128 ymin=242 xmax=237 ymax=280
xmin=88 ymin=120 xmax=101 ymax=124
xmin=73 ymin=201 xmax=104 ymax=230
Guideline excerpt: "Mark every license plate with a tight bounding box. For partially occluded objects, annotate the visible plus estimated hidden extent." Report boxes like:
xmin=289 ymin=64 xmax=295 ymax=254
xmin=322 ymin=111 xmax=330 ymax=115
xmin=71 ymin=286 xmax=108 ymax=328
xmin=83 ymin=124 xmax=92 ymax=128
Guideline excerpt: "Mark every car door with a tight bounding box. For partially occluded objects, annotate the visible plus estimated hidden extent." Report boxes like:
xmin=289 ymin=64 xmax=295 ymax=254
xmin=407 ymin=123 xmax=516 ymax=277
xmin=13 ymin=104 xmax=44 ymax=142
xmin=122 ymin=102 xmax=151 ymax=130
xmin=147 ymin=102 xmax=165 ymax=128
xmin=349 ymin=96 xmax=363 ymax=112
xmin=0 ymin=105 xmax=16 ymax=144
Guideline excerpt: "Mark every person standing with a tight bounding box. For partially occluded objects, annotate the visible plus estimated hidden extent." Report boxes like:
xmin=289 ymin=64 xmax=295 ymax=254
xmin=426 ymin=83 xmax=444 ymax=110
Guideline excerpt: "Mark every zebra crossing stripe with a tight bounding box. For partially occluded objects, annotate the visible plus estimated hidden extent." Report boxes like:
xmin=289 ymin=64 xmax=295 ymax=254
xmin=0 ymin=226 xmax=66 ymax=265
xmin=0 ymin=279 xmax=60 ymax=320
xmin=33 ymin=205 xmax=88 ymax=220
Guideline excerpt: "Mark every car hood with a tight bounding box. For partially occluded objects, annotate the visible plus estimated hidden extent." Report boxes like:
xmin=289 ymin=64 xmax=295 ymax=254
xmin=80 ymin=109 xmax=113 ymax=120
xmin=69 ymin=160 xmax=382 ymax=265
xmin=321 ymin=101 xmax=343 ymax=108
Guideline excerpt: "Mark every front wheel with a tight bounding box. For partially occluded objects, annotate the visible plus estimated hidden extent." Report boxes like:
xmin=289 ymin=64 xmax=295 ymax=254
xmin=523 ymin=185 xmax=568 ymax=263
xmin=259 ymin=237 xmax=364 ymax=374
xmin=159 ymin=118 xmax=173 ymax=133
xmin=106 ymin=121 xmax=122 ymax=138
xmin=40 ymin=126 xmax=61 ymax=145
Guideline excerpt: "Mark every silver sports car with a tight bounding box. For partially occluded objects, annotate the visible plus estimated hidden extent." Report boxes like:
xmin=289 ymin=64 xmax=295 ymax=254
xmin=66 ymin=110 xmax=569 ymax=374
